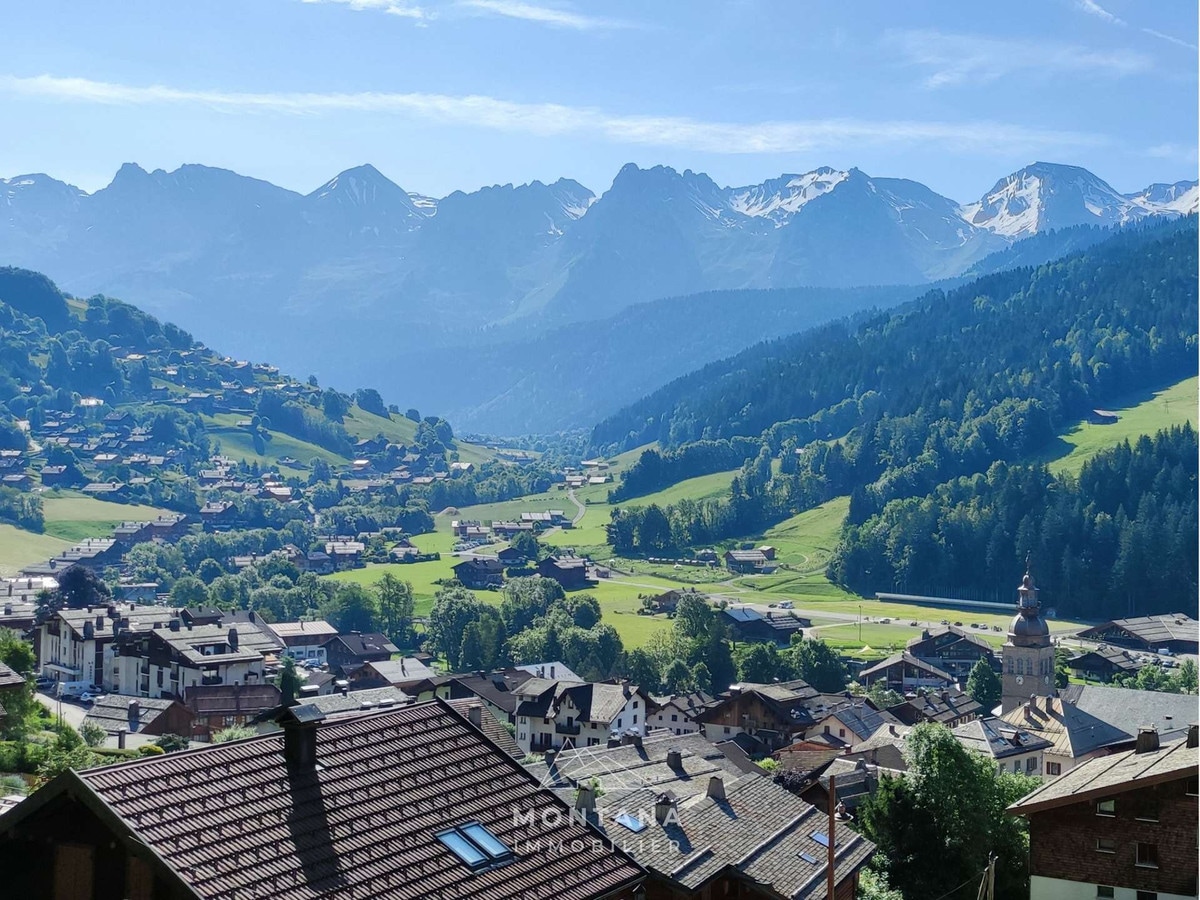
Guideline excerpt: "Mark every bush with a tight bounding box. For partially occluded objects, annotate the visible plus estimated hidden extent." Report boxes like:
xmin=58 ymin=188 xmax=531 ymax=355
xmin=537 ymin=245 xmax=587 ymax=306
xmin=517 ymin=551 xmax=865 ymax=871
xmin=0 ymin=740 xmax=47 ymax=774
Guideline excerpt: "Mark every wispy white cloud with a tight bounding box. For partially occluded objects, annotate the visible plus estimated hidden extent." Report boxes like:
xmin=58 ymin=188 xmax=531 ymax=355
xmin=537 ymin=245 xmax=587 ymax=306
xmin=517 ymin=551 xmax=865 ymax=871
xmin=298 ymin=0 xmax=433 ymax=21
xmin=1075 ymin=0 xmax=1125 ymax=26
xmin=0 ymin=74 xmax=1107 ymax=157
xmin=456 ymin=0 xmax=633 ymax=30
xmin=1141 ymin=27 xmax=1198 ymax=51
xmin=1147 ymin=142 xmax=1199 ymax=163
xmin=886 ymin=29 xmax=1151 ymax=88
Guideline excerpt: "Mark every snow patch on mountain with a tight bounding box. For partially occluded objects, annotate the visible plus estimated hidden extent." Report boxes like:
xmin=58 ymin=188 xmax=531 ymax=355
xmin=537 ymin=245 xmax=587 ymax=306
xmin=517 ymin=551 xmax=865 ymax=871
xmin=729 ymin=167 xmax=848 ymax=225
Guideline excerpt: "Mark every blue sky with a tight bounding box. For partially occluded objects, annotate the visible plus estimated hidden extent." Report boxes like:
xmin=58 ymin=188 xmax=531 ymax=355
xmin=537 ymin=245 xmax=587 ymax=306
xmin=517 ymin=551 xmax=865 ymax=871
xmin=1 ymin=0 xmax=1195 ymax=201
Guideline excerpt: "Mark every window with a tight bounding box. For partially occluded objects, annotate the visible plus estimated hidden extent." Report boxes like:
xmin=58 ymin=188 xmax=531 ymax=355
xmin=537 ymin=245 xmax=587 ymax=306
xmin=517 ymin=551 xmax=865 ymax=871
xmin=1096 ymin=798 xmax=1115 ymax=816
xmin=633 ymin=700 xmax=639 ymax=708
xmin=1095 ymin=887 xmax=1114 ymax=899
xmin=839 ymin=728 xmax=846 ymax=738
xmin=811 ymin=831 xmax=830 ymax=848
xmin=614 ymin=813 xmax=646 ymax=833
xmin=1136 ymin=801 xmax=1159 ymax=822
xmin=1136 ymin=892 xmax=1157 ymax=900
xmin=633 ymin=714 xmax=638 ymax=724
xmin=723 ymin=726 xmax=730 ymax=735
xmin=1046 ymin=762 xmax=1061 ymax=776
xmin=1136 ymin=843 xmax=1158 ymax=868
xmin=437 ymin=822 xmax=513 ymax=870
xmin=1096 ymin=838 xmax=1116 ymax=853
xmin=1026 ymin=757 xmax=1038 ymax=773
xmin=1013 ymin=761 xmax=1020 ymax=773
xmin=671 ymin=714 xmax=678 ymax=722
xmin=824 ymin=725 xmax=831 ymax=735
xmin=616 ymin=718 xmax=622 ymax=728
xmin=542 ymin=718 xmax=549 ymax=725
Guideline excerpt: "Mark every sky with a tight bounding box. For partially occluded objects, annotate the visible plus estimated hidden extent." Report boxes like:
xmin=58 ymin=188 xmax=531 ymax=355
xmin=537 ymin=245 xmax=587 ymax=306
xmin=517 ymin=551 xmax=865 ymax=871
xmin=1 ymin=0 xmax=1196 ymax=203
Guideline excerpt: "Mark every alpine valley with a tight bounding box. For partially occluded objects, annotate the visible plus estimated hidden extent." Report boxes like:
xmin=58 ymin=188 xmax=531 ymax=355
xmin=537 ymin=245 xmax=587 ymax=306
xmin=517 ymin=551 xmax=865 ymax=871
xmin=2 ymin=160 xmax=1195 ymax=433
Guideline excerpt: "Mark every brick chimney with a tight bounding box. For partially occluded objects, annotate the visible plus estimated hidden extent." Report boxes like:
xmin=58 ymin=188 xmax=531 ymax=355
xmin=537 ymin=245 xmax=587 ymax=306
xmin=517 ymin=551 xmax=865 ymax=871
xmin=654 ymin=793 xmax=675 ymax=824
xmin=1135 ymin=727 xmax=1160 ymax=754
xmin=467 ymin=704 xmax=482 ymax=728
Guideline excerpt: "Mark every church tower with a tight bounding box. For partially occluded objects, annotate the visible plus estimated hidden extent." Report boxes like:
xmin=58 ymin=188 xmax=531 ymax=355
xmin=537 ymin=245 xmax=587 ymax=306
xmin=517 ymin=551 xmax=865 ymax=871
xmin=1000 ymin=564 xmax=1056 ymax=714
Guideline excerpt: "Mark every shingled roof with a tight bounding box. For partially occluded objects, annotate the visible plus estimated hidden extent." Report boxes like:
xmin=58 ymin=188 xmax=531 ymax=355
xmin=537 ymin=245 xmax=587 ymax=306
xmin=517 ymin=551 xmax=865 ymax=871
xmin=3 ymin=700 xmax=644 ymax=899
xmin=530 ymin=733 xmax=874 ymax=898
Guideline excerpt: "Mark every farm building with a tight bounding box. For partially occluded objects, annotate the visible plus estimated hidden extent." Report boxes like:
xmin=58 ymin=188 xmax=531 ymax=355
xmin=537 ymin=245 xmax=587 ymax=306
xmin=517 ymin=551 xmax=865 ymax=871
xmin=1077 ymin=614 xmax=1199 ymax=655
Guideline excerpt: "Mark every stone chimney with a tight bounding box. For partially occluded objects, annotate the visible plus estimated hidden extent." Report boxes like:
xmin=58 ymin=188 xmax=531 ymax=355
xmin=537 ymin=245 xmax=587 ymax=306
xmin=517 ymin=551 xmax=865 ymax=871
xmin=574 ymin=782 xmax=596 ymax=814
xmin=654 ymin=793 xmax=675 ymax=825
xmin=632 ymin=733 xmax=643 ymax=750
xmin=1135 ymin=727 xmax=1160 ymax=755
xmin=706 ymin=776 xmax=726 ymax=801
xmin=1187 ymin=724 xmax=1198 ymax=748
xmin=467 ymin=704 xmax=483 ymax=728
xmin=666 ymin=748 xmax=683 ymax=770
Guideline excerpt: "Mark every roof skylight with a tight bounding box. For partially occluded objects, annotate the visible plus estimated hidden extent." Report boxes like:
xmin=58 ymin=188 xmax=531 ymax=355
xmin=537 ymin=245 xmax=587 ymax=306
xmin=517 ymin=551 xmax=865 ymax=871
xmin=437 ymin=822 xmax=514 ymax=870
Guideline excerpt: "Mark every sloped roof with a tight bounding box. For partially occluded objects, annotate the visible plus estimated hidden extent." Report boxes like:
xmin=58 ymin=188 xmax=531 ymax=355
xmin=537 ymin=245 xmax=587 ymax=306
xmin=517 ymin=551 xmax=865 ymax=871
xmin=83 ymin=695 xmax=181 ymax=734
xmin=952 ymin=717 xmax=1053 ymax=760
xmin=1066 ymin=644 xmax=1140 ymax=672
xmin=449 ymin=669 xmax=536 ymax=714
xmin=1010 ymin=734 xmax=1198 ymax=815
xmin=0 ymin=662 xmax=25 ymax=689
xmin=1058 ymin=683 xmax=1198 ymax=743
xmin=1078 ymin=614 xmax=1199 ymax=646
xmin=532 ymin=735 xmax=873 ymax=899
xmin=267 ymin=620 xmax=339 ymax=641
xmin=157 ymin=622 xmax=280 ymax=665
xmin=1000 ymin=696 xmax=1132 ymax=758
xmin=324 ymin=633 xmax=400 ymax=658
xmin=858 ymin=652 xmax=954 ymax=684
xmin=906 ymin=625 xmax=994 ymax=653
xmin=303 ymin=687 xmax=410 ymax=717
xmin=366 ymin=657 xmax=439 ymax=685
xmin=447 ymin=698 xmax=524 ymax=759
xmin=13 ymin=700 xmax=644 ymax=899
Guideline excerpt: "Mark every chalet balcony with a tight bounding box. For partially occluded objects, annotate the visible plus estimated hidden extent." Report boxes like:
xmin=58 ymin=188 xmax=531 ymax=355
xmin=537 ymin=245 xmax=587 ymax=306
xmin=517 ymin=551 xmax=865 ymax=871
xmin=555 ymin=722 xmax=581 ymax=735
xmin=200 ymin=674 xmax=223 ymax=686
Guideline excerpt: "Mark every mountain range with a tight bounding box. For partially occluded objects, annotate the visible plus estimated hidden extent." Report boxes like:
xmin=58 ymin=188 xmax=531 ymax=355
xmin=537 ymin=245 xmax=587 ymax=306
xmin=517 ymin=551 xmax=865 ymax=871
xmin=1 ymin=159 xmax=1194 ymax=432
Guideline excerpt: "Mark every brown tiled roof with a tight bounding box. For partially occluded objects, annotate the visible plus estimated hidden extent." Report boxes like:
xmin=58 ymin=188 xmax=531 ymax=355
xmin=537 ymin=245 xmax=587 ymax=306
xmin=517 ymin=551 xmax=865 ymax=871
xmin=67 ymin=700 xmax=643 ymax=898
xmin=447 ymin=698 xmax=524 ymax=759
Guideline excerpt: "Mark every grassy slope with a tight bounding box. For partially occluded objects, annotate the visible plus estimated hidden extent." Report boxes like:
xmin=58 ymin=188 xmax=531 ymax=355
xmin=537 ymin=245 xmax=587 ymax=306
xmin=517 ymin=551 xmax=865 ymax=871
xmin=41 ymin=494 xmax=174 ymax=542
xmin=202 ymin=413 xmax=348 ymax=467
xmin=1044 ymin=376 xmax=1197 ymax=476
xmin=0 ymin=525 xmax=70 ymax=577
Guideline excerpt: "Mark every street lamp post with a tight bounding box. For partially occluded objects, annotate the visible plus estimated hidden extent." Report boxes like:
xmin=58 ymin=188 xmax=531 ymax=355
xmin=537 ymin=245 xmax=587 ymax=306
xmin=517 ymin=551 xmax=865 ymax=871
xmin=858 ymin=605 xmax=862 ymax=643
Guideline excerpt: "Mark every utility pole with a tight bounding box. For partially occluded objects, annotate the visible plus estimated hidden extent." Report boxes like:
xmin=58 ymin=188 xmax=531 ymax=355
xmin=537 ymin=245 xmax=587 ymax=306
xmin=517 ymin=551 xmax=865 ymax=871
xmin=827 ymin=774 xmax=836 ymax=900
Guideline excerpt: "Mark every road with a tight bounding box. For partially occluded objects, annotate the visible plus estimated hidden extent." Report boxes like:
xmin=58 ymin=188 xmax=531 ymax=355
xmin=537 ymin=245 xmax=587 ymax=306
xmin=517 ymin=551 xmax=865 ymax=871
xmin=566 ymin=488 xmax=586 ymax=526
xmin=34 ymin=690 xmax=86 ymax=730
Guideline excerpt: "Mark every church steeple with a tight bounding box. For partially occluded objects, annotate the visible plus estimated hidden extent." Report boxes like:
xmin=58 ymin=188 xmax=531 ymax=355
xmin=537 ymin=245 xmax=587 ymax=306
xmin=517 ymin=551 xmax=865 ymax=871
xmin=1000 ymin=559 xmax=1056 ymax=714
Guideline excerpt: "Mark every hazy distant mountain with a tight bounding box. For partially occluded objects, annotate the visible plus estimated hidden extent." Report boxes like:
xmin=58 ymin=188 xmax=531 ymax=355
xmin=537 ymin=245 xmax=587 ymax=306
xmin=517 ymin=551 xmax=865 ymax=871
xmin=0 ymin=159 xmax=1193 ymax=431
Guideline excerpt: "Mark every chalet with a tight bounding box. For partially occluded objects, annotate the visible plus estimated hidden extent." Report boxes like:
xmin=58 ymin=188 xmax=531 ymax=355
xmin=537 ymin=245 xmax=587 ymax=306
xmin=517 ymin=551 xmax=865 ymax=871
xmin=304 ymin=550 xmax=334 ymax=574
xmin=80 ymin=480 xmax=126 ymax=498
xmin=724 ymin=549 xmax=772 ymax=573
xmin=496 ymin=545 xmax=526 ymax=566
xmin=536 ymin=556 xmax=593 ymax=590
xmin=493 ymin=520 xmax=535 ymax=536
xmin=0 ymin=662 xmax=26 ymax=728
xmin=1077 ymin=614 xmax=1199 ymax=655
xmin=114 ymin=620 xmax=281 ymax=700
xmin=265 ymin=619 xmax=339 ymax=663
xmin=646 ymin=588 xmax=702 ymax=614
xmin=39 ymin=465 xmax=69 ymax=487
xmin=1008 ymin=726 xmax=1198 ymax=900
xmin=443 ymin=668 xmax=536 ymax=727
xmin=857 ymin=651 xmax=956 ymax=693
xmin=1000 ymin=695 xmax=1132 ymax=779
xmin=953 ymin=716 xmax=1053 ymax=777
xmin=324 ymin=540 xmax=365 ymax=569
xmin=528 ymin=732 xmax=875 ymax=900
xmin=322 ymin=632 xmax=400 ymax=677
xmin=360 ymin=657 xmax=441 ymax=692
xmin=147 ymin=514 xmax=190 ymax=541
xmin=886 ymin=687 xmax=982 ymax=728
xmin=183 ymin=682 xmax=283 ymax=739
xmin=1067 ymin=644 xmax=1142 ymax=682
xmin=513 ymin=678 xmax=652 ymax=753
xmin=810 ymin=701 xmax=899 ymax=749
xmin=0 ymin=473 xmax=31 ymax=490
xmin=0 ymin=701 xmax=647 ymax=899
xmin=449 ymin=461 xmax=474 ymax=474
xmin=82 ymin=695 xmax=193 ymax=741
xmin=720 ymin=606 xmax=809 ymax=644
xmin=453 ymin=556 xmax=504 ymax=589
xmin=905 ymin=625 xmax=998 ymax=680
xmin=693 ymin=680 xmax=821 ymax=751
xmin=647 ymin=690 xmax=716 ymax=736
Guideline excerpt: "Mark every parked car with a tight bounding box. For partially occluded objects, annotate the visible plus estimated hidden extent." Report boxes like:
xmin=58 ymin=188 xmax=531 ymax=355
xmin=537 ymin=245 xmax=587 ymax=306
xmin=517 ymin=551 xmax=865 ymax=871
xmin=79 ymin=691 xmax=105 ymax=705
xmin=779 ymin=601 xmax=794 ymax=609
xmin=940 ymin=619 xmax=950 ymax=625
xmin=909 ymin=621 xmax=919 ymax=627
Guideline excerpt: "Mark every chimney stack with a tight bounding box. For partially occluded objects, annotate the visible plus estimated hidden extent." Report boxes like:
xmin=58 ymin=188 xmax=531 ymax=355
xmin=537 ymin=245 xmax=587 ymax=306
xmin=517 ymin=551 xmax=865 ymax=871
xmin=127 ymin=699 xmax=140 ymax=732
xmin=574 ymin=782 xmax=596 ymax=814
xmin=1135 ymin=727 xmax=1160 ymax=755
xmin=706 ymin=776 xmax=726 ymax=801
xmin=169 ymin=618 xmax=181 ymax=632
xmin=281 ymin=706 xmax=324 ymax=772
xmin=467 ymin=704 xmax=483 ymax=728
xmin=666 ymin=748 xmax=683 ymax=770
xmin=1187 ymin=724 xmax=1198 ymax=749
xmin=228 ymin=628 xmax=239 ymax=651
xmin=654 ymin=793 xmax=675 ymax=825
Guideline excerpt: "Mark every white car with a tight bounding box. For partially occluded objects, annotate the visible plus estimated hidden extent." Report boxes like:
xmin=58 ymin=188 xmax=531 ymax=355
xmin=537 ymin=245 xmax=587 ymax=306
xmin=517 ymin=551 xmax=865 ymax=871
xmin=79 ymin=691 xmax=105 ymax=705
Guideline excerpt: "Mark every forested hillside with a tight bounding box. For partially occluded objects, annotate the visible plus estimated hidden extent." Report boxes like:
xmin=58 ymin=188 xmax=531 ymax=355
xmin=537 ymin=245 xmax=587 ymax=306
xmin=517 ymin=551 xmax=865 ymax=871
xmin=599 ymin=219 xmax=1199 ymax=592
xmin=830 ymin=425 xmax=1198 ymax=619
xmin=592 ymin=217 xmax=1197 ymax=451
